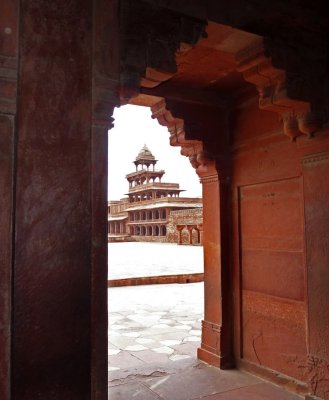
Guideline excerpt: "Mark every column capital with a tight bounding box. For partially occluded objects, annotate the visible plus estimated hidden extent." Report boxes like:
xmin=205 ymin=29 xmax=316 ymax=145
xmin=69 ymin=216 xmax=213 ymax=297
xmin=199 ymin=174 xmax=219 ymax=184
xmin=92 ymin=76 xmax=118 ymax=130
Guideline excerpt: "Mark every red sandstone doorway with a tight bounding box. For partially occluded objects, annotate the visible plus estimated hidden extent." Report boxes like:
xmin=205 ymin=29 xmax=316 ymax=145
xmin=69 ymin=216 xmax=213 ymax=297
xmin=107 ymin=105 xmax=205 ymax=385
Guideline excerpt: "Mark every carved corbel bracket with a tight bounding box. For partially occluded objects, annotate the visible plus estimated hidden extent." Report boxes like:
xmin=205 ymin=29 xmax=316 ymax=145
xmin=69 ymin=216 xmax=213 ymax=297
xmin=151 ymin=99 xmax=217 ymax=178
xmin=119 ymin=0 xmax=207 ymax=103
xmin=236 ymin=42 xmax=323 ymax=141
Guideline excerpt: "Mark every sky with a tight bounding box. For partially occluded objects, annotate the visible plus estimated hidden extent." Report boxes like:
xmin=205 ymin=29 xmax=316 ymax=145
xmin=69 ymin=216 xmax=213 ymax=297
xmin=108 ymin=105 xmax=202 ymax=200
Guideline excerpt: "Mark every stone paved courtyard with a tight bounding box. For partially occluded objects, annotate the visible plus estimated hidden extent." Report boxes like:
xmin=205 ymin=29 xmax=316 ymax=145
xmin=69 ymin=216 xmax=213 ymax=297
xmin=108 ymin=242 xmax=203 ymax=280
xmin=108 ymin=282 xmax=203 ymax=375
xmin=107 ymin=244 xmax=302 ymax=399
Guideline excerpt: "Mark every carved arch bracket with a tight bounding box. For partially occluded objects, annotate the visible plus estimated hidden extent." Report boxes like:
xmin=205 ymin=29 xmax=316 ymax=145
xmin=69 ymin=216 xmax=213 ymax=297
xmin=151 ymin=99 xmax=217 ymax=178
xmin=236 ymin=42 xmax=324 ymax=141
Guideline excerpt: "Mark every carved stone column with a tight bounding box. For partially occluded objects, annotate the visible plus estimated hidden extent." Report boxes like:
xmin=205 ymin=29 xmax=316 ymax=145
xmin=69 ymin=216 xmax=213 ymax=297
xmin=197 ymin=167 xmax=233 ymax=369
xmin=176 ymin=225 xmax=184 ymax=245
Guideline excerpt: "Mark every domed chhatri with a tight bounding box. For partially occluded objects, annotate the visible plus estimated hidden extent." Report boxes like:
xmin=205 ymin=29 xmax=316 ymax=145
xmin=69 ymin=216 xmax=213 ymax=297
xmin=136 ymin=144 xmax=155 ymax=160
xmin=134 ymin=144 xmax=157 ymax=170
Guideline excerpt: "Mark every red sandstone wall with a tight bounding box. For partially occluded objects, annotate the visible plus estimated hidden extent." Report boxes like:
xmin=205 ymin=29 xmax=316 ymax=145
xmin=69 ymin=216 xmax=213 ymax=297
xmin=302 ymin=152 xmax=329 ymax=399
xmin=0 ymin=1 xmax=18 ymax=397
xmin=132 ymin=235 xmax=167 ymax=243
xmin=231 ymin=96 xmax=308 ymax=385
xmin=231 ymin=93 xmax=329 ymax=398
xmin=167 ymin=208 xmax=202 ymax=244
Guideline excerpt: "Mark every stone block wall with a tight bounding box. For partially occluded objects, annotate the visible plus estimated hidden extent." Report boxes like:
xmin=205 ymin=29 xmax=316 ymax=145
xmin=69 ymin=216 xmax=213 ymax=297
xmin=131 ymin=235 xmax=167 ymax=243
xmin=167 ymin=208 xmax=203 ymax=244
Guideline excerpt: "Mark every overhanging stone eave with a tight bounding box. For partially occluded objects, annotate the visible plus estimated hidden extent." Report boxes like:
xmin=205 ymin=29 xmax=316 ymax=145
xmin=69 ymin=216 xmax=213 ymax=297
xmin=126 ymin=202 xmax=202 ymax=211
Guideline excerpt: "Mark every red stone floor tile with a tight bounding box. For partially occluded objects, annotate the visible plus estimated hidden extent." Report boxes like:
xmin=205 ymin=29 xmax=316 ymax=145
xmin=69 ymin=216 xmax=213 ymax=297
xmin=200 ymin=382 xmax=302 ymax=399
xmin=108 ymin=382 xmax=163 ymax=399
xmin=143 ymin=363 xmax=261 ymax=400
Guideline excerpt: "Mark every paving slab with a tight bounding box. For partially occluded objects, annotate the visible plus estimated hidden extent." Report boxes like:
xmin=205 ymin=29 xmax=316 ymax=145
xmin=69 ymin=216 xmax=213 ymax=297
xmin=108 ymin=351 xmax=145 ymax=369
xmin=108 ymin=382 xmax=163 ymax=400
xmin=108 ymin=242 xmax=203 ymax=280
xmin=108 ymin=275 xmax=302 ymax=399
xmin=144 ymin=363 xmax=261 ymax=400
xmin=201 ymin=382 xmax=303 ymax=399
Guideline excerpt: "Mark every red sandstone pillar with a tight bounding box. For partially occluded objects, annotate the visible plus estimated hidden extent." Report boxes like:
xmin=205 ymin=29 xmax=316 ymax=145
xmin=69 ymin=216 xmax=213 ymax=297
xmin=198 ymin=173 xmax=234 ymax=369
xmin=199 ymin=228 xmax=204 ymax=245
xmin=12 ymin=1 xmax=95 ymax=397
xmin=177 ymin=226 xmax=183 ymax=244
xmin=196 ymin=228 xmax=201 ymax=244
xmin=188 ymin=226 xmax=193 ymax=244
xmin=302 ymin=151 xmax=329 ymax=399
xmin=0 ymin=1 xmax=119 ymax=399
xmin=0 ymin=1 xmax=19 ymax=398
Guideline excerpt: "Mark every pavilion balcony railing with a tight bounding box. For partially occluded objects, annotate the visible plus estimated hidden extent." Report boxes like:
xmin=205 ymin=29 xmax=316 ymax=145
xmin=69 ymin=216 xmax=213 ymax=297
xmin=170 ymin=208 xmax=203 ymax=216
xmin=126 ymin=196 xmax=202 ymax=206
xmin=127 ymin=182 xmax=180 ymax=193
xmin=127 ymin=219 xmax=166 ymax=224
xmin=125 ymin=169 xmax=165 ymax=178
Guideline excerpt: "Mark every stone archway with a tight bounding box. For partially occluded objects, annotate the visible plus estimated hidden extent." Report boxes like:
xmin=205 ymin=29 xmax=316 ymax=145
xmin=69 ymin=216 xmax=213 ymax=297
xmin=4 ymin=1 xmax=329 ymax=399
xmin=149 ymin=98 xmax=233 ymax=368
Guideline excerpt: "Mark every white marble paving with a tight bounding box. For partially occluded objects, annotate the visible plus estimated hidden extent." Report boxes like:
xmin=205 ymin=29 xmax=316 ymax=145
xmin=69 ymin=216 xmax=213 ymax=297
xmin=111 ymin=324 xmax=126 ymax=330
xmin=152 ymin=346 xmax=175 ymax=355
xmin=189 ymin=329 xmax=202 ymax=336
xmin=108 ymin=283 xmax=203 ymax=373
xmin=174 ymin=324 xmax=192 ymax=330
xmin=136 ymin=338 xmax=156 ymax=345
xmin=125 ymin=344 xmax=148 ymax=352
xmin=108 ymin=242 xmax=203 ymax=280
xmin=108 ymin=366 xmax=120 ymax=371
xmin=151 ymin=323 xmax=171 ymax=329
xmin=108 ymin=349 xmax=121 ymax=355
xmin=183 ymin=336 xmax=200 ymax=342
xmin=160 ymin=340 xmax=182 ymax=346
xmin=169 ymin=354 xmax=191 ymax=361
xmin=122 ymin=332 xmax=141 ymax=338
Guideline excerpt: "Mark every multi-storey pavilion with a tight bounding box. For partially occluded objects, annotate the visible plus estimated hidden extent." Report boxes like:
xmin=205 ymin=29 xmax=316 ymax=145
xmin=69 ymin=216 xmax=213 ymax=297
xmin=108 ymin=145 xmax=202 ymax=242
xmin=126 ymin=144 xmax=181 ymax=202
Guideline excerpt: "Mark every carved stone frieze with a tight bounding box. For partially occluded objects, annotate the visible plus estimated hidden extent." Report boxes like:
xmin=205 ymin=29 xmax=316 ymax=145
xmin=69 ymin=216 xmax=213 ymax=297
xmin=302 ymin=152 xmax=329 ymax=166
xmin=119 ymin=0 xmax=207 ymax=102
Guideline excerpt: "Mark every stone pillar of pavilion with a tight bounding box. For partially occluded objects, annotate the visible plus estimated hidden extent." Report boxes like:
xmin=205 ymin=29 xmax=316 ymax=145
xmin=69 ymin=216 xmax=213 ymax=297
xmin=187 ymin=226 xmax=193 ymax=245
xmin=176 ymin=225 xmax=185 ymax=245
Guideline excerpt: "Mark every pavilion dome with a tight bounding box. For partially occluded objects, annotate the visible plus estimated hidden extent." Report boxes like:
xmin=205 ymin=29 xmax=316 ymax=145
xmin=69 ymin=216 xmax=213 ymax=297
xmin=135 ymin=144 xmax=155 ymax=162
